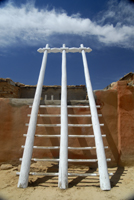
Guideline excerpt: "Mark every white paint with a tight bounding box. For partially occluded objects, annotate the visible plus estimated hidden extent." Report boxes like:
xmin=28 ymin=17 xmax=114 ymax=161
xmin=81 ymin=44 xmax=111 ymax=190
xmin=51 ymin=95 xmax=54 ymax=100
xmin=37 ymin=46 xmax=92 ymax=53
xmin=45 ymin=94 xmax=47 ymax=100
xmin=17 ymin=44 xmax=110 ymax=190
xmin=58 ymin=44 xmax=68 ymax=189
xmin=17 ymin=44 xmax=49 ymax=188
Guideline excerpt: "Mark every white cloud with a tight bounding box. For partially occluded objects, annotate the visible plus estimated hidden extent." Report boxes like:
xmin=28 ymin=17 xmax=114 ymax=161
xmin=0 ymin=0 xmax=134 ymax=49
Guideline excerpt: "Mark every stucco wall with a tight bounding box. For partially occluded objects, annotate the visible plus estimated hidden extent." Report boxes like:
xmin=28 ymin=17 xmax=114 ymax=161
xmin=117 ymin=81 xmax=134 ymax=165
xmin=0 ymin=81 xmax=134 ymax=167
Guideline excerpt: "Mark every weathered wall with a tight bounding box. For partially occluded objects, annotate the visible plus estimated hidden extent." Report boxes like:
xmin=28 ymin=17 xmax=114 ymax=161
xmin=95 ymin=89 xmax=118 ymax=167
xmin=0 ymin=78 xmax=86 ymax=100
xmin=0 ymin=90 xmax=117 ymax=167
xmin=0 ymin=81 xmax=134 ymax=167
xmin=20 ymin=85 xmax=87 ymax=100
xmin=0 ymin=78 xmax=20 ymax=98
xmin=117 ymin=81 xmax=134 ymax=166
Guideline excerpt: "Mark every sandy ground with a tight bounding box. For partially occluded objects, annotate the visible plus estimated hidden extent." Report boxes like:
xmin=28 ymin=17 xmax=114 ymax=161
xmin=0 ymin=163 xmax=134 ymax=200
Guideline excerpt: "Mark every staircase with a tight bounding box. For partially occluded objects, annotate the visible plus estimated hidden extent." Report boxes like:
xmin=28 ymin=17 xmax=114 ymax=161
xmin=17 ymin=44 xmax=112 ymax=190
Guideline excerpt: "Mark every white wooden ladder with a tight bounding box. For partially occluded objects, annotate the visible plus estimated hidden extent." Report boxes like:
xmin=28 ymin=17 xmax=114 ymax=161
xmin=17 ymin=44 xmax=111 ymax=190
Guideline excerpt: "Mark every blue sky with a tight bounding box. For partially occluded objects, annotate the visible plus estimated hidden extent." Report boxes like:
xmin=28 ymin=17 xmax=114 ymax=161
xmin=0 ymin=0 xmax=134 ymax=90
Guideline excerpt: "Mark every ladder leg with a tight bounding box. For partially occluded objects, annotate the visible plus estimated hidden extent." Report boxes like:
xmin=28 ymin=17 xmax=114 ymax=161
xmin=81 ymin=44 xmax=111 ymax=190
xmin=58 ymin=44 xmax=68 ymax=189
xmin=17 ymin=44 xmax=49 ymax=188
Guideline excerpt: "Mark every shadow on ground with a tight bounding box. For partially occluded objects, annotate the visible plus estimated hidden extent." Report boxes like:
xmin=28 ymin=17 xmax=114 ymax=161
xmin=28 ymin=165 xmax=126 ymax=189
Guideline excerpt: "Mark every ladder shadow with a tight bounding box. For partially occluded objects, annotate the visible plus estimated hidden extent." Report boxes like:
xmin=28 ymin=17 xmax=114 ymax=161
xmin=28 ymin=164 xmax=59 ymax=187
xmin=38 ymin=107 xmax=60 ymax=157
xmin=28 ymin=166 xmax=125 ymax=188
xmin=110 ymin=166 xmax=125 ymax=188
xmin=68 ymin=167 xmax=97 ymax=188
xmin=68 ymin=107 xmax=94 ymax=158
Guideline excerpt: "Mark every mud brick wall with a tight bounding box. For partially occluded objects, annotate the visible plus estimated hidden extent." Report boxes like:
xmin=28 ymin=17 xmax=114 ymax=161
xmin=0 ymin=81 xmax=134 ymax=167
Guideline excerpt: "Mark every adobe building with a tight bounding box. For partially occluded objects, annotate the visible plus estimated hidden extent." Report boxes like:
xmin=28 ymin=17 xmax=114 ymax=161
xmin=0 ymin=72 xmax=134 ymax=167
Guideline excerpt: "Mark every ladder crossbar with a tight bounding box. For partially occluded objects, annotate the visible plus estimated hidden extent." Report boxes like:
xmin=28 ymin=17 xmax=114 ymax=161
xmin=68 ymin=173 xmax=98 ymax=176
xmin=37 ymin=46 xmax=92 ymax=53
xmin=29 ymin=105 xmax=100 ymax=108
xmin=23 ymin=134 xmax=60 ymax=137
xmin=16 ymin=171 xmax=113 ymax=176
xmin=19 ymin=158 xmax=111 ymax=162
xmin=68 ymin=159 xmax=97 ymax=162
xmin=25 ymin=123 xmax=104 ymax=127
xmin=23 ymin=134 xmax=106 ymax=138
xmin=68 ymin=146 xmax=108 ymax=150
xmin=30 ymin=172 xmax=59 ymax=176
xmin=28 ymin=114 xmax=61 ymax=117
xmin=22 ymin=145 xmax=60 ymax=149
xmin=22 ymin=145 xmax=108 ymax=150
xmin=31 ymin=158 xmax=59 ymax=162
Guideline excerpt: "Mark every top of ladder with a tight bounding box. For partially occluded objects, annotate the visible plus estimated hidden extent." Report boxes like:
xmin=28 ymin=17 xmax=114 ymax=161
xmin=37 ymin=44 xmax=92 ymax=54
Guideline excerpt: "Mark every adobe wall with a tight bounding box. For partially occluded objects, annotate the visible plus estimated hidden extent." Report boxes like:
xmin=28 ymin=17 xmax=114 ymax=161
xmin=117 ymin=81 xmax=134 ymax=166
xmin=0 ymin=78 xmax=20 ymax=98
xmin=0 ymin=78 xmax=87 ymax=100
xmin=0 ymin=81 xmax=134 ymax=167
xmin=20 ymin=85 xmax=87 ymax=100
xmin=0 ymin=90 xmax=118 ymax=167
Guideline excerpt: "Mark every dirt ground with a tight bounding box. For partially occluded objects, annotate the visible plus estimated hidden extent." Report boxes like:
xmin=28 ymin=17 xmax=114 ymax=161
xmin=0 ymin=162 xmax=134 ymax=200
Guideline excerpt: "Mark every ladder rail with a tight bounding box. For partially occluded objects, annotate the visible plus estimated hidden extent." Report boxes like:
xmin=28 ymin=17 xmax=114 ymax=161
xmin=81 ymin=44 xmax=111 ymax=190
xmin=17 ymin=44 xmax=49 ymax=188
xmin=58 ymin=44 xmax=68 ymax=189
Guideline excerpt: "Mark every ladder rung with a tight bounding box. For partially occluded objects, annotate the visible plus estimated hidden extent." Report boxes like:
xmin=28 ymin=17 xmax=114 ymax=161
xmin=109 ymin=173 xmax=114 ymax=176
xmin=23 ymin=134 xmax=106 ymax=138
xmin=35 ymin=134 xmax=60 ymax=137
xmin=21 ymin=145 xmax=60 ymax=149
xmin=68 ymin=124 xmax=92 ymax=127
xmin=21 ymin=158 xmax=96 ymax=162
xmin=106 ymin=158 xmax=111 ymax=162
xmin=68 ymin=158 xmax=111 ymax=162
xmin=68 ymin=172 xmax=113 ymax=176
xmin=16 ymin=171 xmax=113 ymax=176
xmin=68 ymin=114 xmax=102 ymax=117
xmin=29 ymin=105 xmax=100 ymax=108
xmin=29 ymin=172 xmax=59 ymax=176
xmin=68 ymin=146 xmax=108 ymax=150
xmin=68 ymin=134 xmax=106 ymax=138
xmin=69 ymin=146 xmax=108 ymax=150
xmin=68 ymin=159 xmax=97 ymax=162
xmin=68 ymin=114 xmax=91 ymax=117
xmin=68 ymin=173 xmax=98 ymax=176
xmin=69 ymin=135 xmax=94 ymax=138
xmin=20 ymin=158 xmax=111 ymax=162
xmin=25 ymin=123 xmax=104 ymax=127
xmin=29 ymin=105 xmax=61 ymax=108
xmin=28 ymin=114 xmax=102 ymax=117
xmin=25 ymin=123 xmax=60 ymax=127
xmin=21 ymin=145 xmax=108 ymax=150
xmin=67 ymin=105 xmax=100 ymax=108
xmin=23 ymin=134 xmax=60 ymax=137
xmin=28 ymin=114 xmax=61 ymax=117
xmin=40 ymin=105 xmax=61 ymax=108
xmin=68 ymin=124 xmax=104 ymax=127
xmin=16 ymin=172 xmax=59 ymax=176
xmin=31 ymin=158 xmax=59 ymax=162
xmin=36 ymin=124 xmax=60 ymax=127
